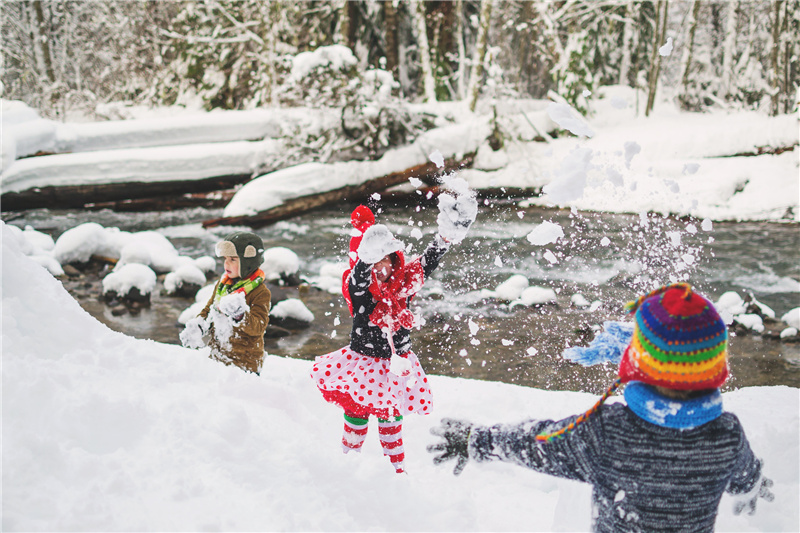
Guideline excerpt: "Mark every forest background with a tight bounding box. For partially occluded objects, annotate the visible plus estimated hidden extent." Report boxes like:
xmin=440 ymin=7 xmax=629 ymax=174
xmin=3 ymin=0 xmax=798 ymax=135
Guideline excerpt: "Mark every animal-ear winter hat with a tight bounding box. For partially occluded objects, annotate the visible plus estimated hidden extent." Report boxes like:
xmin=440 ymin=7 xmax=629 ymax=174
xmin=619 ymin=283 xmax=729 ymax=390
xmin=215 ymin=231 xmax=265 ymax=279
xmin=536 ymin=282 xmax=729 ymax=442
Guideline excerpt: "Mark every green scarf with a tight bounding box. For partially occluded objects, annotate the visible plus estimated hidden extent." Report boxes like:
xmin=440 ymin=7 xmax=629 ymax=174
xmin=214 ymin=268 xmax=265 ymax=307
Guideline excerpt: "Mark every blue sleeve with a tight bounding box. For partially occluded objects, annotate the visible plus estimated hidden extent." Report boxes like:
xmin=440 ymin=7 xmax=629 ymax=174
xmin=468 ymin=414 xmax=602 ymax=483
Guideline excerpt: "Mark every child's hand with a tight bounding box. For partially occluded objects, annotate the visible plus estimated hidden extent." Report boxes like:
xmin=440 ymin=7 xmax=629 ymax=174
xmin=180 ymin=317 xmax=208 ymax=349
xmin=733 ymin=477 xmax=774 ymax=516
xmin=428 ymin=418 xmax=473 ymax=475
xmin=437 ymin=191 xmax=477 ymax=244
xmin=219 ymin=292 xmax=249 ymax=322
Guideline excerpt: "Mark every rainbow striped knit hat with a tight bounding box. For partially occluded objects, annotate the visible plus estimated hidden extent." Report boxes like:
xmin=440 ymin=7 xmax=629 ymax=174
xmin=536 ymin=283 xmax=728 ymax=442
xmin=618 ymin=283 xmax=729 ymax=390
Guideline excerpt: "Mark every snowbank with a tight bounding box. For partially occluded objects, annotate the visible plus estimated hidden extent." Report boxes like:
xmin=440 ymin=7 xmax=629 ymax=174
xmin=2 ymin=221 xmax=797 ymax=531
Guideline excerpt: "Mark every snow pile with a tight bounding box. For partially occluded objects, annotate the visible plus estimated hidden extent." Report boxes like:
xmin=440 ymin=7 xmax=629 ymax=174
xmin=1 ymin=221 xmax=797 ymax=531
xmin=510 ymin=286 xmax=558 ymax=308
xmin=310 ymin=262 xmax=349 ymax=294
xmin=164 ymin=264 xmax=207 ymax=295
xmin=782 ymin=308 xmax=800 ymax=330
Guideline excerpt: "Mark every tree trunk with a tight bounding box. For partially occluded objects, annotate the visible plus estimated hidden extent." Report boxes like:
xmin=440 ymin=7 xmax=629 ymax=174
xmin=202 ymin=155 xmax=475 ymax=229
xmin=680 ymin=0 xmax=701 ymax=93
xmin=412 ymin=0 xmax=437 ymax=102
xmin=769 ymin=0 xmax=784 ymax=116
xmin=720 ymin=1 xmax=738 ymax=99
xmin=645 ymin=0 xmax=669 ymax=117
xmin=32 ymin=0 xmax=56 ymax=83
xmin=467 ymin=0 xmax=493 ymax=112
xmin=383 ymin=1 xmax=399 ymax=77
xmin=618 ymin=1 xmax=635 ymax=86
xmin=455 ymin=0 xmax=467 ymax=99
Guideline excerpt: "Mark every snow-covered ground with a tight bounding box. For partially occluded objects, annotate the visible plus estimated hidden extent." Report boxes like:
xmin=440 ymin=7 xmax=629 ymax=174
xmin=2 ymin=220 xmax=798 ymax=531
xmin=3 ymin=87 xmax=797 ymax=221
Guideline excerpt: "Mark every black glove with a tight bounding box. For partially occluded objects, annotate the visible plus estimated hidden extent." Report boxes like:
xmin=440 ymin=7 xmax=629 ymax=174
xmin=733 ymin=477 xmax=775 ymax=516
xmin=427 ymin=418 xmax=473 ymax=476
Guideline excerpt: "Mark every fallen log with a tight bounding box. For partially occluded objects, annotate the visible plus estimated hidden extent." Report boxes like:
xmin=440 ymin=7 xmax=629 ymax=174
xmin=1 ymin=174 xmax=250 ymax=212
xmin=202 ymin=154 xmax=474 ymax=229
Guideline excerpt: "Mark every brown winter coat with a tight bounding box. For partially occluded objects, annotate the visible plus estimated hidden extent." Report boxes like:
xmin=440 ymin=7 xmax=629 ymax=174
xmin=199 ymin=281 xmax=271 ymax=374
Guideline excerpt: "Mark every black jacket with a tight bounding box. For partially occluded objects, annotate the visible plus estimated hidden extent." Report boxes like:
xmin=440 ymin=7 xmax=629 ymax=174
xmin=348 ymin=236 xmax=448 ymax=359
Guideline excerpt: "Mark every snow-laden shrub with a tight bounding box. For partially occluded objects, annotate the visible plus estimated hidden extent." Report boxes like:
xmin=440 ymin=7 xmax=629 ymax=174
xmin=280 ymin=45 xmax=358 ymax=108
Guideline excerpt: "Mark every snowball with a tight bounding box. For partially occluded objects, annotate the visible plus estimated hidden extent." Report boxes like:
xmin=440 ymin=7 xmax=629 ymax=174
xmin=218 ymin=292 xmax=248 ymax=319
xmin=494 ymin=274 xmax=529 ymax=301
xmin=624 ymin=141 xmax=641 ymax=170
xmin=781 ymin=308 xmax=800 ymax=329
xmin=659 ymin=37 xmax=674 ymax=57
xmin=546 ymin=102 xmax=594 ymax=138
xmin=164 ymin=265 xmax=207 ymax=294
xmin=429 ymin=149 xmax=445 ymax=168
xmin=542 ymin=146 xmax=592 ymax=203
xmin=261 ymin=247 xmax=300 ymax=280
xmin=600 ymin=237 xmax=611 ymax=247
xmin=734 ymin=314 xmax=765 ymax=333
xmin=526 ymin=221 xmax=564 ymax=246
xmin=102 ymin=264 xmax=157 ymax=296
xmin=543 ymin=250 xmax=558 ymax=264
xmin=271 ymin=299 xmax=314 ymax=323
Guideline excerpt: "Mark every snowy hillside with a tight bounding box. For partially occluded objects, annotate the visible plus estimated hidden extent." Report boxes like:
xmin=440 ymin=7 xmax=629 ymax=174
xmin=2 ymin=221 xmax=797 ymax=531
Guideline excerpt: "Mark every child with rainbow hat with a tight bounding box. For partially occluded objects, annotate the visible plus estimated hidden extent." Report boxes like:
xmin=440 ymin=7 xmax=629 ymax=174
xmin=428 ymin=283 xmax=773 ymax=532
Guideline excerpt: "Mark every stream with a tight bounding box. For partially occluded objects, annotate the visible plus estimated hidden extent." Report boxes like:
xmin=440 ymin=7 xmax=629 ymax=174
xmin=6 ymin=199 xmax=799 ymax=393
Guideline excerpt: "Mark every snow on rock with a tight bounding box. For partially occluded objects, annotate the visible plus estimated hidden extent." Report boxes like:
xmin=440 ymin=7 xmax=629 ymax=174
xmin=715 ymin=291 xmax=747 ymax=325
xmin=526 ymin=220 xmax=564 ymax=246
xmin=312 ymin=262 xmax=349 ymax=294
xmin=118 ymin=242 xmax=152 ymax=267
xmin=102 ymin=263 xmax=157 ymax=298
xmin=733 ymin=314 xmax=765 ymax=333
xmin=782 ymin=308 xmax=800 ymax=330
xmin=271 ymin=298 xmax=315 ymax=323
xmin=1 ymin=220 xmax=797 ymax=531
xmin=493 ymin=274 xmax=530 ymax=302
xmin=571 ymin=293 xmax=591 ymax=308
xmin=164 ymin=265 xmax=208 ymax=295
xmin=22 ymin=225 xmax=55 ymax=251
xmin=194 ymin=255 xmax=217 ymax=273
xmin=53 ymin=222 xmax=115 ymax=264
xmin=261 ymin=247 xmax=301 ymax=281
xmin=511 ymin=286 xmax=558 ymax=308
xmin=780 ymin=327 xmax=798 ymax=339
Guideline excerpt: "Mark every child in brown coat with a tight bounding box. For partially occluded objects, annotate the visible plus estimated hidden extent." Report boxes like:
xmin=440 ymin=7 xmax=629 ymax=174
xmin=180 ymin=231 xmax=271 ymax=374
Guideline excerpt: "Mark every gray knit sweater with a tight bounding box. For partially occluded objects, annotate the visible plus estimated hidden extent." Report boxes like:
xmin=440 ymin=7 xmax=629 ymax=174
xmin=469 ymin=403 xmax=761 ymax=532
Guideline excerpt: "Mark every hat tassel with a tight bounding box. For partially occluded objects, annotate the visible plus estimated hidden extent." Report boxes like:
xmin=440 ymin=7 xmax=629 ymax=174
xmin=535 ymin=378 xmax=622 ymax=442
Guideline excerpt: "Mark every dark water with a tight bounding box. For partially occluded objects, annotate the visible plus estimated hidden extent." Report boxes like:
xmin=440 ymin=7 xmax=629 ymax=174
xmin=6 ymin=200 xmax=799 ymax=393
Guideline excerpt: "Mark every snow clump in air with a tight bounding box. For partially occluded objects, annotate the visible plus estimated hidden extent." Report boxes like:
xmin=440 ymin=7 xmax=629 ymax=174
xmin=659 ymin=37 xmax=674 ymax=56
xmin=546 ymin=102 xmax=595 ymax=138
xmin=526 ymin=220 xmax=564 ymax=246
xmin=542 ymin=146 xmax=593 ymax=203
xmin=357 ymin=225 xmax=405 ymax=264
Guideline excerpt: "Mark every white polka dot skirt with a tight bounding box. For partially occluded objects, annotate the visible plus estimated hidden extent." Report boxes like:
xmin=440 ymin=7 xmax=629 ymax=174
xmin=311 ymin=345 xmax=433 ymax=417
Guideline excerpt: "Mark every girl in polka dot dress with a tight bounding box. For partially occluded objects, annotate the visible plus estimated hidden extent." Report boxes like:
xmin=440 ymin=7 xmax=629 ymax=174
xmin=311 ymin=198 xmax=475 ymax=473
